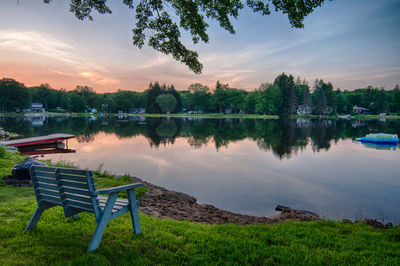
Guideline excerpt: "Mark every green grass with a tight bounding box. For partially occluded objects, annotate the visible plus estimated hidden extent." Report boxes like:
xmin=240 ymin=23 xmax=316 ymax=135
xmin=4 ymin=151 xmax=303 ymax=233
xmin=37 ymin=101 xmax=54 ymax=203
xmin=1 ymin=150 xmax=399 ymax=265
xmin=355 ymin=114 xmax=400 ymax=120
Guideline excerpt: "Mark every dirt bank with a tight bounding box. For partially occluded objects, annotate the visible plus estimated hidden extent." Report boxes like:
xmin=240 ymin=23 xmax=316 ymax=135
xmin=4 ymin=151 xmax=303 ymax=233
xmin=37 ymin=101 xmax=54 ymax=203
xmin=137 ymin=179 xmax=320 ymax=225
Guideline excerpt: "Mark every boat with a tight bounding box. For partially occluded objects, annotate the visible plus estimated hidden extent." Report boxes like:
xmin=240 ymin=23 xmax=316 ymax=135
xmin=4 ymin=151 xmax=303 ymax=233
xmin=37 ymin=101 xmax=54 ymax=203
xmin=1 ymin=133 xmax=75 ymax=148
xmin=356 ymin=133 xmax=399 ymax=144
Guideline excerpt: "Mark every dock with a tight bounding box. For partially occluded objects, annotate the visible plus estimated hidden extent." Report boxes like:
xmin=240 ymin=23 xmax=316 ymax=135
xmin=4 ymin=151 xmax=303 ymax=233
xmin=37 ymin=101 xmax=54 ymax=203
xmin=2 ymin=134 xmax=75 ymax=148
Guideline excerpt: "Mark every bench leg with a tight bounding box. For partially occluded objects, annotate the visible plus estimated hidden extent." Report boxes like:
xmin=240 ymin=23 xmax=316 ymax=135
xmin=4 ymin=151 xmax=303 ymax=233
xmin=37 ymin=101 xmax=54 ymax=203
xmin=87 ymin=193 xmax=117 ymax=252
xmin=25 ymin=207 xmax=43 ymax=231
xmin=73 ymin=214 xmax=80 ymax=220
xmin=127 ymin=190 xmax=141 ymax=234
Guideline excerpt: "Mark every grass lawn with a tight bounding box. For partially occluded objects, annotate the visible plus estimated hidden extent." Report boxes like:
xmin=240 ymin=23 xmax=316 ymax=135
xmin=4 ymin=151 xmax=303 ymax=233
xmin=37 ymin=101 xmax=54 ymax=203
xmin=1 ymin=149 xmax=399 ymax=265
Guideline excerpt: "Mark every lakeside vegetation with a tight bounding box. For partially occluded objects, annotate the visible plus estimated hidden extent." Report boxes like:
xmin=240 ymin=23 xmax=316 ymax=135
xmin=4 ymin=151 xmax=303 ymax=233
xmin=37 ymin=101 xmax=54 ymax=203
xmin=1 ymin=74 xmax=400 ymax=118
xmin=0 ymin=148 xmax=399 ymax=264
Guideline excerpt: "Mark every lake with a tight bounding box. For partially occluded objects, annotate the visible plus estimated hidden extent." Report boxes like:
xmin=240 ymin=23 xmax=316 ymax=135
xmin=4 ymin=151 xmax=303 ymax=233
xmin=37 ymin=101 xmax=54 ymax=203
xmin=1 ymin=116 xmax=400 ymax=223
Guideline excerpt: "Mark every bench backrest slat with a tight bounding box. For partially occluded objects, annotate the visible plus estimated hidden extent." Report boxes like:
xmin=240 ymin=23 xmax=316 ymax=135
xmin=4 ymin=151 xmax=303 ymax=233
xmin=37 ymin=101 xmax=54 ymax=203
xmin=35 ymin=188 xmax=59 ymax=198
xmin=30 ymin=166 xmax=99 ymax=216
xmin=38 ymin=194 xmax=63 ymax=205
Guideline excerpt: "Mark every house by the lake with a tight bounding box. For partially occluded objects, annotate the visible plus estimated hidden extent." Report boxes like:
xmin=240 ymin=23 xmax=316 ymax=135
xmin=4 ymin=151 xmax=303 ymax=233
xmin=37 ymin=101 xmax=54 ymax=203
xmin=24 ymin=102 xmax=45 ymax=113
xmin=353 ymin=105 xmax=369 ymax=114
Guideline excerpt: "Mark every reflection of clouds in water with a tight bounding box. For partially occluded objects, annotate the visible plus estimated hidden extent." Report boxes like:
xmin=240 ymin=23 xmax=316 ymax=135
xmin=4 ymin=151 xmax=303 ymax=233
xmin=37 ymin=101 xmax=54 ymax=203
xmin=3 ymin=117 xmax=400 ymax=222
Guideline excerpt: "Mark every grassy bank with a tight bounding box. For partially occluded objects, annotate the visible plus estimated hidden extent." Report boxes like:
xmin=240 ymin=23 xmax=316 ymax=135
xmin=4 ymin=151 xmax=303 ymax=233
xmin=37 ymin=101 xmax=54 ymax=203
xmin=355 ymin=114 xmax=400 ymax=120
xmin=0 ymin=149 xmax=399 ymax=264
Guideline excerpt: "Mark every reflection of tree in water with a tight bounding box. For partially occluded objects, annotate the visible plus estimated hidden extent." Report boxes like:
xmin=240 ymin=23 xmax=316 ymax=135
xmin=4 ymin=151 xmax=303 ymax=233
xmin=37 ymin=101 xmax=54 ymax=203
xmin=2 ymin=117 xmax=400 ymax=159
xmin=253 ymin=119 xmax=309 ymax=159
xmin=186 ymin=136 xmax=210 ymax=148
xmin=147 ymin=118 xmax=180 ymax=147
xmin=76 ymin=134 xmax=95 ymax=143
xmin=310 ymin=119 xmax=335 ymax=152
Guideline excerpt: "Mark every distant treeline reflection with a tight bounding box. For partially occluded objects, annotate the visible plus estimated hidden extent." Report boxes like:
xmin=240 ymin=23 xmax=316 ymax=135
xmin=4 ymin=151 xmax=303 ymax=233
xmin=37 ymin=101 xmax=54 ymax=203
xmin=1 ymin=117 xmax=399 ymax=159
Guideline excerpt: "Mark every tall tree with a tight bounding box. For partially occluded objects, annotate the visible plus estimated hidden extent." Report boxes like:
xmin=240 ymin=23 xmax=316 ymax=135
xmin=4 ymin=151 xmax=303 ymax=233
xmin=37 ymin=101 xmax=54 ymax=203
xmin=213 ymin=81 xmax=228 ymax=113
xmin=145 ymin=82 xmax=162 ymax=113
xmin=274 ymin=73 xmax=297 ymax=116
xmin=314 ymin=86 xmax=327 ymax=115
xmin=43 ymin=0 xmax=328 ymax=73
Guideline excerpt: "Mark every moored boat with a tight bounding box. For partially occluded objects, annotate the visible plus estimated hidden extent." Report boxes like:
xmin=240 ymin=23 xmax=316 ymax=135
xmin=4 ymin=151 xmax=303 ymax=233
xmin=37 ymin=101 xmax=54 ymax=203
xmin=356 ymin=133 xmax=399 ymax=144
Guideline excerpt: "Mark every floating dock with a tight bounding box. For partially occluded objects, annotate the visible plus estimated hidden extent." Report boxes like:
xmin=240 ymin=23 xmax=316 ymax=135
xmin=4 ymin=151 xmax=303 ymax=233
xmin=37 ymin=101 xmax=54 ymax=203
xmin=2 ymin=134 xmax=75 ymax=148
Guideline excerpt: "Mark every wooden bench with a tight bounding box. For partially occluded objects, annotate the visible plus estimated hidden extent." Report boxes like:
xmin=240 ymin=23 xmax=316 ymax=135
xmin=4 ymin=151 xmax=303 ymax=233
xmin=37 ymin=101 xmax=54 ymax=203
xmin=25 ymin=166 xmax=143 ymax=252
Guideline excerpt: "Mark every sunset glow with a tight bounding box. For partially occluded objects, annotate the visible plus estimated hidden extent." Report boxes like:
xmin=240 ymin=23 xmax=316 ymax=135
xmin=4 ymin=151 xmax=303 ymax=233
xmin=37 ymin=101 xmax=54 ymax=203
xmin=1 ymin=0 xmax=399 ymax=92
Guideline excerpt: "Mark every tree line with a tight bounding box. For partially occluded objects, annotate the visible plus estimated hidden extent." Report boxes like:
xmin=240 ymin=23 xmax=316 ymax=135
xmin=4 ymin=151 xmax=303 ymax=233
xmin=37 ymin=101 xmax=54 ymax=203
xmin=1 ymin=74 xmax=400 ymax=115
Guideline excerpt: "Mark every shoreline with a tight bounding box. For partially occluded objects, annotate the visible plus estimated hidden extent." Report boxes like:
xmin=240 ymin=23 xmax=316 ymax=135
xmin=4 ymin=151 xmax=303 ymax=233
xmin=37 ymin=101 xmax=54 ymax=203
xmin=134 ymin=176 xmax=320 ymax=225
xmin=1 ymin=112 xmax=400 ymax=120
xmin=135 ymin=177 xmax=393 ymax=228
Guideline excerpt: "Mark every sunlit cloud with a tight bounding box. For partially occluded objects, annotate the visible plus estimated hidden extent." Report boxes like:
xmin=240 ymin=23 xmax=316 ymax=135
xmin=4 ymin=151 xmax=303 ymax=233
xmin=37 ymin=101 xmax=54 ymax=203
xmin=0 ymin=29 xmax=121 ymax=89
xmin=0 ymin=30 xmax=75 ymax=64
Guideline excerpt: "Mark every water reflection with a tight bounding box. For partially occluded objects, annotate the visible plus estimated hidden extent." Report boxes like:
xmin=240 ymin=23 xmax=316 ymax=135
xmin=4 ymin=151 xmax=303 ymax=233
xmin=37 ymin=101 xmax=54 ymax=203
xmin=1 ymin=116 xmax=400 ymax=222
xmin=2 ymin=116 xmax=399 ymax=159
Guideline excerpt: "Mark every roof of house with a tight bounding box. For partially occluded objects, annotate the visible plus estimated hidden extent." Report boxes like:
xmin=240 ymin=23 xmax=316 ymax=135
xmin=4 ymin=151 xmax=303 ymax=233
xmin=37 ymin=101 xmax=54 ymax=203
xmin=353 ymin=105 xmax=369 ymax=111
xmin=31 ymin=102 xmax=43 ymax=107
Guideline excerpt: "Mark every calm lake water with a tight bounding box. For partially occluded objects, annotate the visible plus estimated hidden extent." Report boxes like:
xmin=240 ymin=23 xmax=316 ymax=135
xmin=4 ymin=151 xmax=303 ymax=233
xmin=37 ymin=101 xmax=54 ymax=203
xmin=2 ymin=116 xmax=400 ymax=223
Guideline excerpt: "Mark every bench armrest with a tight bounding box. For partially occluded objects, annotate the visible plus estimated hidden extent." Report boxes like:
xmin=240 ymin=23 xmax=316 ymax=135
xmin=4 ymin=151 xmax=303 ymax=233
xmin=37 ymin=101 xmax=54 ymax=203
xmin=92 ymin=183 xmax=143 ymax=196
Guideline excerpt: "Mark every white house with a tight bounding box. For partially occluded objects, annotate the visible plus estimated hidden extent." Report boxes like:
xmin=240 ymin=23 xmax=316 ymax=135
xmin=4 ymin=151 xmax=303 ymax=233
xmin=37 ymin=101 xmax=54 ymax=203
xmin=29 ymin=102 xmax=45 ymax=113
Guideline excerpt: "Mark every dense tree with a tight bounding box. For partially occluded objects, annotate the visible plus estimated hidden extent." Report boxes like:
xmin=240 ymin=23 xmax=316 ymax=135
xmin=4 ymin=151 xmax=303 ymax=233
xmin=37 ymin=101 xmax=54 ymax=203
xmin=0 ymin=78 xmax=31 ymax=112
xmin=114 ymin=90 xmax=145 ymax=112
xmin=43 ymin=0 xmax=328 ymax=73
xmin=4 ymin=75 xmax=399 ymax=116
xmin=274 ymin=73 xmax=297 ymax=116
xmin=156 ymin=94 xmax=177 ymax=114
xmin=30 ymin=83 xmax=60 ymax=109
xmin=243 ymin=91 xmax=258 ymax=114
xmin=295 ymin=83 xmax=311 ymax=106
xmin=213 ymin=81 xmax=228 ymax=113
xmin=188 ymin=83 xmax=211 ymax=112
xmin=166 ymin=85 xmax=182 ymax=113
xmin=313 ymin=86 xmax=327 ymax=115
xmin=145 ymin=82 xmax=162 ymax=113
xmin=225 ymin=88 xmax=246 ymax=113
xmin=392 ymin=85 xmax=400 ymax=114
xmin=254 ymin=83 xmax=282 ymax=114
xmin=67 ymin=92 xmax=86 ymax=112
xmin=75 ymin=85 xmax=97 ymax=109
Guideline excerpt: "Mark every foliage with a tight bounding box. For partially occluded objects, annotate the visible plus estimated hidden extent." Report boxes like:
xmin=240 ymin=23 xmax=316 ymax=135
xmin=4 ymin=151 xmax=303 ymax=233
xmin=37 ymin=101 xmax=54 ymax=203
xmin=145 ymin=82 xmax=162 ymax=114
xmin=2 ymin=76 xmax=400 ymax=117
xmin=213 ymin=81 xmax=228 ymax=113
xmin=156 ymin=94 xmax=177 ymax=114
xmin=274 ymin=73 xmax=297 ymax=116
xmin=43 ymin=0 xmax=328 ymax=73
xmin=0 ymin=78 xmax=31 ymax=112
xmin=188 ymin=83 xmax=211 ymax=112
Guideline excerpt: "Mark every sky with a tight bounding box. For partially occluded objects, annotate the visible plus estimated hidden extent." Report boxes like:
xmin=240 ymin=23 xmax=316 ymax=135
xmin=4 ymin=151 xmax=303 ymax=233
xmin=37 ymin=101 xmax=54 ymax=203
xmin=0 ymin=0 xmax=399 ymax=93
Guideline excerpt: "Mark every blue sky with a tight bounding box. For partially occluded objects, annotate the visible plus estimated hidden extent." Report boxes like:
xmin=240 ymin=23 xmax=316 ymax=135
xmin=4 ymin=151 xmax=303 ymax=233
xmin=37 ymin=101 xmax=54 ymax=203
xmin=0 ymin=0 xmax=399 ymax=92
